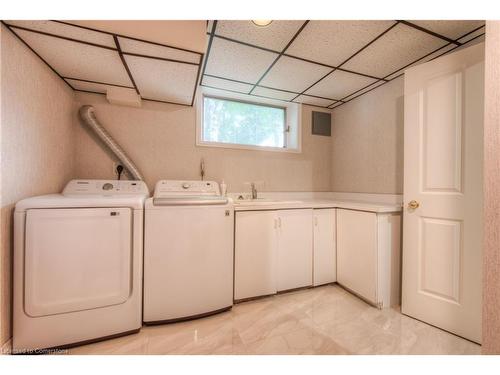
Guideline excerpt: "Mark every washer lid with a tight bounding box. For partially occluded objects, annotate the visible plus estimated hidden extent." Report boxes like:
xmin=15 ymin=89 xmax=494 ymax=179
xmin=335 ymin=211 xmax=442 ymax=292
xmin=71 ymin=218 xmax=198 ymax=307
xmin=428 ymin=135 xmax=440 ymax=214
xmin=152 ymin=180 xmax=227 ymax=206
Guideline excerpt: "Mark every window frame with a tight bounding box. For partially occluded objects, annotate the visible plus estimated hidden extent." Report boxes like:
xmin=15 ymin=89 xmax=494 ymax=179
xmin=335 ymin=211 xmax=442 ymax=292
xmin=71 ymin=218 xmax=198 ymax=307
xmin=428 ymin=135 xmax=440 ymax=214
xmin=196 ymin=89 xmax=301 ymax=153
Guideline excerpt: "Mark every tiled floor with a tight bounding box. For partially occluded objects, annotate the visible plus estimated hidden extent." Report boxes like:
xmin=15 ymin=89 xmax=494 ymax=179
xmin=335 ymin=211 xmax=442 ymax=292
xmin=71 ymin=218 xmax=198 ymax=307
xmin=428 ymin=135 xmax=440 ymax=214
xmin=68 ymin=285 xmax=480 ymax=355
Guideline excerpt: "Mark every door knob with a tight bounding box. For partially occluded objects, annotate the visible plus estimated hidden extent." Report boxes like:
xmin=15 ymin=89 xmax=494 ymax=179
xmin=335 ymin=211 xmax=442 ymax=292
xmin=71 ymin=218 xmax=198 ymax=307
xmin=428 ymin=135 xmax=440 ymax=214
xmin=408 ymin=200 xmax=420 ymax=209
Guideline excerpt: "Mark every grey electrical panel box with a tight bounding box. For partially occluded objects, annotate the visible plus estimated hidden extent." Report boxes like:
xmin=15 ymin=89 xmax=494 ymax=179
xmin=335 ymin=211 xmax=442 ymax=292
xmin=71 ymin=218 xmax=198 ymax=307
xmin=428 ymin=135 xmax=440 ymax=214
xmin=312 ymin=111 xmax=331 ymax=136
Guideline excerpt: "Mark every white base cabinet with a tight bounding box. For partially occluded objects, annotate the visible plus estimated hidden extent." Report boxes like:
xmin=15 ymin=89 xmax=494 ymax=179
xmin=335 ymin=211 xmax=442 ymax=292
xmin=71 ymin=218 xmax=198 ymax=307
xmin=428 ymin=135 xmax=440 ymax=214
xmin=234 ymin=211 xmax=277 ymax=301
xmin=313 ymin=209 xmax=337 ymax=286
xmin=235 ymin=206 xmax=400 ymax=308
xmin=336 ymin=209 xmax=401 ymax=308
xmin=276 ymin=209 xmax=313 ymax=292
xmin=234 ymin=209 xmax=313 ymax=300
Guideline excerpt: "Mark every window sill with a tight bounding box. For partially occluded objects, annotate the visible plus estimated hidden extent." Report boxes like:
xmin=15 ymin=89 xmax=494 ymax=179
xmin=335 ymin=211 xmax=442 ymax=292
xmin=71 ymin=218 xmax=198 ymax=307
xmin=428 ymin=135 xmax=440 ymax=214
xmin=195 ymin=140 xmax=301 ymax=154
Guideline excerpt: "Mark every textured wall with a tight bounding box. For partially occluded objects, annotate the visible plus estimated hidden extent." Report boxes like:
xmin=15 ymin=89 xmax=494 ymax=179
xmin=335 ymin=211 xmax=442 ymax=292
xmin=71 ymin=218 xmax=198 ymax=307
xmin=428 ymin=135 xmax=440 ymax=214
xmin=0 ymin=25 xmax=75 ymax=346
xmin=330 ymin=77 xmax=404 ymax=194
xmin=483 ymin=21 xmax=500 ymax=354
xmin=73 ymin=92 xmax=333 ymax=193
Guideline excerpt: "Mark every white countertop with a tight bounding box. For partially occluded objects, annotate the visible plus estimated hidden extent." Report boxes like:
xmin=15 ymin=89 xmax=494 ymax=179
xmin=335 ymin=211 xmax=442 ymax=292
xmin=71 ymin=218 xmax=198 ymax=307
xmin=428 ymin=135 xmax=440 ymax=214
xmin=233 ymin=198 xmax=402 ymax=213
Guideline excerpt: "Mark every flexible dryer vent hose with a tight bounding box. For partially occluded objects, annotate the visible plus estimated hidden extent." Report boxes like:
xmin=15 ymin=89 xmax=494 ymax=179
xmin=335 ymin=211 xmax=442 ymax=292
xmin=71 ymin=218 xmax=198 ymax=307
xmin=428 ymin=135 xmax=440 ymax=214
xmin=79 ymin=105 xmax=145 ymax=181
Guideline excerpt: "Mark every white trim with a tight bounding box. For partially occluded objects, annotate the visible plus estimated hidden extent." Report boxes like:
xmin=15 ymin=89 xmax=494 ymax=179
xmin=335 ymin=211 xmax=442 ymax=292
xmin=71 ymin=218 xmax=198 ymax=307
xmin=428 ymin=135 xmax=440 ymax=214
xmin=195 ymin=87 xmax=302 ymax=153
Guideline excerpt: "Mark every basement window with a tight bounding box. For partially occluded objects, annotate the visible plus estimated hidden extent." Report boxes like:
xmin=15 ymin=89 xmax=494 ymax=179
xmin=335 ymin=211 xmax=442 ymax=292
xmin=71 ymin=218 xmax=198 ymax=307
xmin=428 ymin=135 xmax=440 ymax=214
xmin=196 ymin=91 xmax=301 ymax=152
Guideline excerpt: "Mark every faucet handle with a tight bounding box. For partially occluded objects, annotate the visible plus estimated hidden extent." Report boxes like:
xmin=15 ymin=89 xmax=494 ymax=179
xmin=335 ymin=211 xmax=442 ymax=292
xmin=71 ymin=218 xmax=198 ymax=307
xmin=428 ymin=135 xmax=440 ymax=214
xmin=244 ymin=182 xmax=260 ymax=199
xmin=244 ymin=181 xmax=265 ymax=187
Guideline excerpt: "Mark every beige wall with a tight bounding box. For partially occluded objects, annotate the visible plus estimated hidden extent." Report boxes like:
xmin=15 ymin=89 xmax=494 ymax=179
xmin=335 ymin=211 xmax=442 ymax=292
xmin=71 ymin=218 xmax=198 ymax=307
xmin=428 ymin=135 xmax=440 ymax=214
xmin=483 ymin=21 xmax=500 ymax=354
xmin=0 ymin=25 xmax=75 ymax=346
xmin=330 ymin=77 xmax=404 ymax=194
xmin=73 ymin=93 xmax=333 ymax=193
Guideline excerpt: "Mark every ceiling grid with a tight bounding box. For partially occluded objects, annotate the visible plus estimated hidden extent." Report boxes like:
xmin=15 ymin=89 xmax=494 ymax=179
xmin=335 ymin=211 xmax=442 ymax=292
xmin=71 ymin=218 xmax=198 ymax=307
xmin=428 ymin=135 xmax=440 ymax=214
xmin=200 ymin=20 xmax=485 ymax=109
xmin=1 ymin=20 xmax=486 ymax=110
xmin=328 ymin=23 xmax=487 ymax=108
xmin=1 ymin=20 xmax=204 ymax=106
xmin=290 ymin=21 xmax=400 ymax=104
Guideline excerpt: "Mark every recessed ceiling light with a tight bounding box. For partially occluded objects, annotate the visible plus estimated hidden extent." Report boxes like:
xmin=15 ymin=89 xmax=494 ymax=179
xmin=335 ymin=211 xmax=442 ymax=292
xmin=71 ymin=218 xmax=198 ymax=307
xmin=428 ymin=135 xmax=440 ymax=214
xmin=252 ymin=20 xmax=273 ymax=27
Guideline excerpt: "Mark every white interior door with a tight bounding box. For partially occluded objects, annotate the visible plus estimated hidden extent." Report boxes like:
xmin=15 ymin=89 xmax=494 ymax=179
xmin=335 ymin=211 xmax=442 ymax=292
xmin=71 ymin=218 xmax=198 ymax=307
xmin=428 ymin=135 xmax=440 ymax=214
xmin=276 ymin=209 xmax=313 ymax=291
xmin=313 ymin=208 xmax=336 ymax=286
xmin=402 ymin=43 xmax=484 ymax=343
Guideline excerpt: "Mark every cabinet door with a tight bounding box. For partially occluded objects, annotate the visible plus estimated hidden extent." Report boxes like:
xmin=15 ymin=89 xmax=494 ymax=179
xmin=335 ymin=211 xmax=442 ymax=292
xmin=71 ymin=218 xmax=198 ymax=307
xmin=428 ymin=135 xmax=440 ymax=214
xmin=276 ymin=209 xmax=313 ymax=292
xmin=337 ymin=209 xmax=377 ymax=303
xmin=234 ymin=211 xmax=277 ymax=300
xmin=313 ymin=208 xmax=337 ymax=286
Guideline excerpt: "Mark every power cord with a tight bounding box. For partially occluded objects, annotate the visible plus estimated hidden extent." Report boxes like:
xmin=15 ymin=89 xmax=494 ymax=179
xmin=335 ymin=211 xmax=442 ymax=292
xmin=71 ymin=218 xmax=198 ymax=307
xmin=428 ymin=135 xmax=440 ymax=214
xmin=116 ymin=164 xmax=124 ymax=180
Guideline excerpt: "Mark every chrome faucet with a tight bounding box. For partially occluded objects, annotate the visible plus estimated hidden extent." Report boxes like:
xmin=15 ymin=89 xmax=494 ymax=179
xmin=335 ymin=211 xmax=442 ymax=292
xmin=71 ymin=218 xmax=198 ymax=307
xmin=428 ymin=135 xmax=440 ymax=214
xmin=250 ymin=182 xmax=258 ymax=199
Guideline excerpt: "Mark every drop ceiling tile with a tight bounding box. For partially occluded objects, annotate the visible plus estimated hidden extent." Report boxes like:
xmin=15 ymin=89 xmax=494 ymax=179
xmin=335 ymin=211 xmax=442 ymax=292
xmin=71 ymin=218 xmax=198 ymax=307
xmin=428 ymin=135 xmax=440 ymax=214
xmin=66 ymin=79 xmax=135 ymax=95
xmin=125 ymin=55 xmax=198 ymax=104
xmin=201 ymin=75 xmax=252 ymax=94
xmin=259 ymin=56 xmax=331 ymax=93
xmin=457 ymin=26 xmax=486 ymax=44
xmin=118 ymin=36 xmax=200 ymax=64
xmin=329 ymin=102 xmax=344 ymax=109
xmin=205 ymin=37 xmax=278 ymax=83
xmin=305 ymin=70 xmax=378 ymax=100
xmin=6 ymin=20 xmax=116 ymax=48
xmin=409 ymin=20 xmax=485 ymax=40
xmin=15 ymin=29 xmax=132 ymax=86
xmin=215 ymin=20 xmax=305 ymax=51
xmin=384 ymin=43 xmax=456 ymax=80
xmin=252 ymin=86 xmax=296 ymax=101
xmin=342 ymin=23 xmax=448 ymax=78
xmin=207 ymin=20 xmax=215 ymax=32
xmin=342 ymin=80 xmax=387 ymax=102
xmin=461 ymin=33 xmax=485 ymax=45
xmin=294 ymin=95 xmax=333 ymax=107
xmin=286 ymin=20 xmax=396 ymax=67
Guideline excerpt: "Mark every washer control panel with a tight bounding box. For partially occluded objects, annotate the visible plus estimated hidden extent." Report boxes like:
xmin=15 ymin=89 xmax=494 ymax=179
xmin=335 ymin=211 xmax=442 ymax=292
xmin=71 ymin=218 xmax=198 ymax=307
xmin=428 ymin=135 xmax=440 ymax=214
xmin=154 ymin=180 xmax=221 ymax=198
xmin=63 ymin=179 xmax=149 ymax=195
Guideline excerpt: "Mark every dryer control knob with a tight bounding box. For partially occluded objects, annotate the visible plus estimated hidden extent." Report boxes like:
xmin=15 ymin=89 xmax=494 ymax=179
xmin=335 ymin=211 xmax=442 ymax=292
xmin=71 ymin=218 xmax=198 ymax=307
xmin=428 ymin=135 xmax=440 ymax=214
xmin=102 ymin=183 xmax=114 ymax=191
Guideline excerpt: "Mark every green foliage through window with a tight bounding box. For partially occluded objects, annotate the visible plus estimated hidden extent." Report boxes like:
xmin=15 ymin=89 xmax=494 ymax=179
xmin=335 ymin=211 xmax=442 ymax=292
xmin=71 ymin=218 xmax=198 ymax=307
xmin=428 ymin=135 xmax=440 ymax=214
xmin=202 ymin=96 xmax=286 ymax=148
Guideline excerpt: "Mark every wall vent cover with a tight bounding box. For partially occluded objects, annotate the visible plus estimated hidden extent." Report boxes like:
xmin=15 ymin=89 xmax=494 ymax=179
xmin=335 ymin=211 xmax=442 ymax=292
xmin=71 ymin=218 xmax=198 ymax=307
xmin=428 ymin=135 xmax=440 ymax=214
xmin=312 ymin=111 xmax=331 ymax=136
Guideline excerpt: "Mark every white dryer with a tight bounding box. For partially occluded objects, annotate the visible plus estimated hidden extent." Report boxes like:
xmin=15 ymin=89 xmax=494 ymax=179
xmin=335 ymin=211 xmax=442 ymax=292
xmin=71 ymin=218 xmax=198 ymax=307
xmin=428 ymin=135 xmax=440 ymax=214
xmin=144 ymin=180 xmax=234 ymax=324
xmin=13 ymin=179 xmax=149 ymax=352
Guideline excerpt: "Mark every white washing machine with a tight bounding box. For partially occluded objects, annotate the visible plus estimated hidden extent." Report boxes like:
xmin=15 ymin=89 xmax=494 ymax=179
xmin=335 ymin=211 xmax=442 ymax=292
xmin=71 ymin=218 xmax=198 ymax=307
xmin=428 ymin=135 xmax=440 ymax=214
xmin=13 ymin=179 xmax=149 ymax=352
xmin=144 ymin=180 xmax=234 ymax=324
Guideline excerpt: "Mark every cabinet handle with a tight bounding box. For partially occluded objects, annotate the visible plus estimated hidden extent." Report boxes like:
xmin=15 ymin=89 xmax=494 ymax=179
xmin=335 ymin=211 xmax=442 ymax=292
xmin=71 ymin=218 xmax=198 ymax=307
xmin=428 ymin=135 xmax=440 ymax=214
xmin=314 ymin=216 xmax=318 ymax=226
xmin=278 ymin=217 xmax=282 ymax=228
xmin=274 ymin=218 xmax=278 ymax=229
